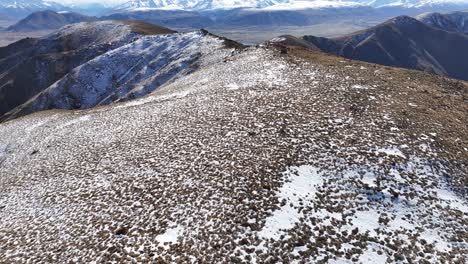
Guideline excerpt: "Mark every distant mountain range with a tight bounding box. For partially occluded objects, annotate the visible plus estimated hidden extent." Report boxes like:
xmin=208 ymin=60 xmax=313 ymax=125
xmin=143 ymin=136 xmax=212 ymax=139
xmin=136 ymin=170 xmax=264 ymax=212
xmin=1 ymin=0 xmax=468 ymax=19
xmin=112 ymin=0 xmax=468 ymax=11
xmin=300 ymin=13 xmax=468 ymax=81
xmin=0 ymin=0 xmax=65 ymax=17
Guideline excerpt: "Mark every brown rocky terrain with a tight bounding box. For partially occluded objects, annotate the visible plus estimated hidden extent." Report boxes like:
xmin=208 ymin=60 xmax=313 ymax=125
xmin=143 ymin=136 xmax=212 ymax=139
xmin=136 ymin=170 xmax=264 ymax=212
xmin=0 ymin=35 xmax=466 ymax=263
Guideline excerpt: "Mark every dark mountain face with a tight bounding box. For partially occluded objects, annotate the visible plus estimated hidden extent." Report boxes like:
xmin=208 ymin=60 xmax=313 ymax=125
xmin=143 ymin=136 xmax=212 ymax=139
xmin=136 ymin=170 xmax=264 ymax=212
xmin=7 ymin=10 xmax=97 ymax=32
xmin=417 ymin=11 xmax=468 ymax=34
xmin=302 ymin=16 xmax=468 ymax=81
xmin=101 ymin=10 xmax=214 ymax=29
xmin=0 ymin=21 xmax=175 ymax=120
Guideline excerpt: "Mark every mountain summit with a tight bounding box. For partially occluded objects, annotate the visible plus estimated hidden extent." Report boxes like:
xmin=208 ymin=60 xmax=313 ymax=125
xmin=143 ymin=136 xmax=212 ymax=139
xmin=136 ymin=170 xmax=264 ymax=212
xmin=7 ymin=10 xmax=96 ymax=32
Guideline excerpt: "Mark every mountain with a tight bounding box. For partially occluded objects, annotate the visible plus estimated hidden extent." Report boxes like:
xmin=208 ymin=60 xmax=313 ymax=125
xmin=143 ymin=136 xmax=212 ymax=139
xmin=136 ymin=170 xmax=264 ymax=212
xmin=417 ymin=10 xmax=468 ymax=33
xmin=7 ymin=10 xmax=96 ymax=32
xmin=112 ymin=0 xmax=468 ymax=11
xmin=114 ymin=0 xmax=292 ymax=11
xmin=366 ymin=0 xmax=468 ymax=8
xmin=101 ymin=9 xmax=213 ymax=29
xmin=302 ymin=15 xmax=468 ymax=81
xmin=4 ymin=30 xmax=236 ymax=121
xmin=0 ymin=28 xmax=466 ymax=263
xmin=0 ymin=0 xmax=66 ymax=18
xmin=63 ymin=3 xmax=113 ymax=16
xmin=1 ymin=0 xmax=464 ymax=17
xmin=0 ymin=20 xmax=175 ymax=121
xmin=115 ymin=0 xmax=163 ymax=10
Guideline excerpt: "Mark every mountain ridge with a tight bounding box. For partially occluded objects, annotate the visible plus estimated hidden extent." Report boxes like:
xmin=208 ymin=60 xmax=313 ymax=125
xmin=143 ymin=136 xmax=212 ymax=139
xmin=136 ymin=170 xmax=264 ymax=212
xmin=0 ymin=20 xmax=177 ymax=121
xmin=417 ymin=10 xmax=468 ymax=33
xmin=0 ymin=31 xmax=466 ymax=263
xmin=301 ymin=15 xmax=468 ymax=81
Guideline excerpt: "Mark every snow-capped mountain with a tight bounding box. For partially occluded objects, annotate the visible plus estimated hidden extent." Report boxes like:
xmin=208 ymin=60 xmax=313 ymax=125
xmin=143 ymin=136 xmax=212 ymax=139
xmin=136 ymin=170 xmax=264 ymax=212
xmin=0 ymin=0 xmax=66 ymax=17
xmin=0 ymin=0 xmax=59 ymax=9
xmin=115 ymin=0 xmax=291 ymax=11
xmin=2 ymin=0 xmax=465 ymax=14
xmin=366 ymin=0 xmax=468 ymax=8
xmin=115 ymin=0 xmax=169 ymax=10
xmin=113 ymin=0 xmax=468 ymax=11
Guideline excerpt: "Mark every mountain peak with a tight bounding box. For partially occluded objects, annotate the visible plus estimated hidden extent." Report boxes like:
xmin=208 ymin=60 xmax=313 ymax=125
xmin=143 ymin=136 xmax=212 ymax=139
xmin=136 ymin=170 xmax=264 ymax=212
xmin=389 ymin=15 xmax=420 ymax=26
xmin=6 ymin=10 xmax=96 ymax=32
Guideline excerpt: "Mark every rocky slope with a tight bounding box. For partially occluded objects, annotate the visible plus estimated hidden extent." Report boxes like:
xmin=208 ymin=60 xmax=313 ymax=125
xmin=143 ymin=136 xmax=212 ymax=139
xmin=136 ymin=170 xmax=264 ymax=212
xmin=6 ymin=10 xmax=96 ymax=32
xmin=4 ymin=30 xmax=235 ymax=121
xmin=0 ymin=20 xmax=175 ymax=121
xmin=302 ymin=15 xmax=468 ymax=81
xmin=0 ymin=38 xmax=466 ymax=263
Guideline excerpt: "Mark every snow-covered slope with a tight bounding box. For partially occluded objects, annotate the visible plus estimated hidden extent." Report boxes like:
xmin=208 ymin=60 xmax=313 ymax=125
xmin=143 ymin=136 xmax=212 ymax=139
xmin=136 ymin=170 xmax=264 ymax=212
xmin=6 ymin=31 xmax=232 ymax=119
xmin=0 ymin=20 xmax=176 ymax=121
xmin=0 ymin=43 xmax=466 ymax=263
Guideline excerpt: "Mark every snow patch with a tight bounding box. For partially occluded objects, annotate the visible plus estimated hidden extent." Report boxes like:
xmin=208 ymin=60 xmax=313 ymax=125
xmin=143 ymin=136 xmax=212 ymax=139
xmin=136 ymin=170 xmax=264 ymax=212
xmin=258 ymin=165 xmax=324 ymax=239
xmin=156 ymin=225 xmax=184 ymax=248
xmin=358 ymin=243 xmax=388 ymax=263
xmin=376 ymin=146 xmax=406 ymax=158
